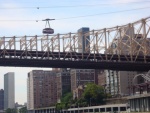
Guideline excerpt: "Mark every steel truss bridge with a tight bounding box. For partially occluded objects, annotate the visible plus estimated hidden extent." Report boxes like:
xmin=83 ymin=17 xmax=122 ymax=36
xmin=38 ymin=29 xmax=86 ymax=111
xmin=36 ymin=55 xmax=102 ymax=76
xmin=0 ymin=17 xmax=150 ymax=71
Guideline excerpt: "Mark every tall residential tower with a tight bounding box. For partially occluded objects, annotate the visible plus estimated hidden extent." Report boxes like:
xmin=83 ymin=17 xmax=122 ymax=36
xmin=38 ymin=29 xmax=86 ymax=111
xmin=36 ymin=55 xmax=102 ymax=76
xmin=27 ymin=70 xmax=57 ymax=110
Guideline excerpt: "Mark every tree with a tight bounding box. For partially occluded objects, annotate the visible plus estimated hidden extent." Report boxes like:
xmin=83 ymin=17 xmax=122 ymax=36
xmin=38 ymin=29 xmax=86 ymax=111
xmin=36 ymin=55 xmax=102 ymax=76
xmin=82 ymin=83 xmax=106 ymax=106
xmin=56 ymin=92 xmax=73 ymax=111
xmin=5 ymin=108 xmax=17 ymax=113
xmin=61 ymin=92 xmax=73 ymax=103
xmin=75 ymin=98 xmax=88 ymax=107
xmin=5 ymin=108 xmax=12 ymax=113
xmin=19 ymin=107 xmax=27 ymax=113
xmin=56 ymin=103 xmax=63 ymax=111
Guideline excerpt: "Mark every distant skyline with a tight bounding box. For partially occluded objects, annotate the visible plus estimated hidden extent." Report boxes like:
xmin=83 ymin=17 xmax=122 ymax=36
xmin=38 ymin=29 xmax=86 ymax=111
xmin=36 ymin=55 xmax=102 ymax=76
xmin=0 ymin=0 xmax=150 ymax=104
xmin=0 ymin=67 xmax=52 ymax=105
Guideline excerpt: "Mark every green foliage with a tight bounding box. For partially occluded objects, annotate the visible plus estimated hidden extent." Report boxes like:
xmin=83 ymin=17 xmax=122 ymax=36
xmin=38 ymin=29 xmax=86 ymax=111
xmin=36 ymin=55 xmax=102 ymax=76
xmin=75 ymin=98 xmax=87 ymax=107
xmin=61 ymin=92 xmax=73 ymax=103
xmin=19 ymin=107 xmax=27 ymax=113
xmin=82 ymin=83 xmax=106 ymax=105
xmin=56 ymin=83 xmax=106 ymax=110
xmin=75 ymin=101 xmax=88 ymax=107
xmin=56 ymin=102 xmax=69 ymax=110
xmin=56 ymin=103 xmax=63 ymax=110
xmin=5 ymin=108 xmax=17 ymax=113
xmin=56 ymin=92 xmax=73 ymax=110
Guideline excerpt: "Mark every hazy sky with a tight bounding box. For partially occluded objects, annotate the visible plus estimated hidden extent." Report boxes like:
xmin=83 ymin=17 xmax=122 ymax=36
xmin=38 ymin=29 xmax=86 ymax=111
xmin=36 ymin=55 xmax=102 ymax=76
xmin=0 ymin=0 xmax=149 ymax=104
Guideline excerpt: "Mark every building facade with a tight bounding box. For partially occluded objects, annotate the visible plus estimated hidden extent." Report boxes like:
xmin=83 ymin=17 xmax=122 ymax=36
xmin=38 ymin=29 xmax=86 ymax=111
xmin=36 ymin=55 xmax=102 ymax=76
xmin=70 ymin=69 xmax=95 ymax=91
xmin=78 ymin=27 xmax=90 ymax=53
xmin=106 ymin=70 xmax=138 ymax=96
xmin=4 ymin=72 xmax=15 ymax=109
xmin=71 ymin=27 xmax=99 ymax=96
xmin=97 ymin=70 xmax=106 ymax=86
xmin=27 ymin=70 xmax=57 ymax=110
xmin=0 ymin=89 xmax=4 ymax=110
xmin=105 ymin=26 xmax=150 ymax=96
xmin=56 ymin=68 xmax=71 ymax=102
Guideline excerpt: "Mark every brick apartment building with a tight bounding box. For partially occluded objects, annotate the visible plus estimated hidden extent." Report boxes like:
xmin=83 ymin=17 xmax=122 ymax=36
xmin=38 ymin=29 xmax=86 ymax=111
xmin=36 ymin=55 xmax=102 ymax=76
xmin=27 ymin=70 xmax=57 ymax=110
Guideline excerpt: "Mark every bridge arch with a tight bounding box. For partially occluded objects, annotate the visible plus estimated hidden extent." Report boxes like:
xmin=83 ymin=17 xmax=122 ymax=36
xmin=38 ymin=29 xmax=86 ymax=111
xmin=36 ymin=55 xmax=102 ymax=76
xmin=133 ymin=72 xmax=150 ymax=85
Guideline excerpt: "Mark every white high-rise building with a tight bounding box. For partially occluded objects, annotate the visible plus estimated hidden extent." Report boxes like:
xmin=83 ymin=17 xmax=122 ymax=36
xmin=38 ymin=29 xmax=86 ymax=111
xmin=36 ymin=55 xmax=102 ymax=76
xmin=4 ymin=72 xmax=15 ymax=109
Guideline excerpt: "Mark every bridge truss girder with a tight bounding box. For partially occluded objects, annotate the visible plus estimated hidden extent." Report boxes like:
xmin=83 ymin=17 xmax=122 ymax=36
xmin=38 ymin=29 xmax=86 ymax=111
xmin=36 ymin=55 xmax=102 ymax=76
xmin=0 ymin=17 xmax=150 ymax=66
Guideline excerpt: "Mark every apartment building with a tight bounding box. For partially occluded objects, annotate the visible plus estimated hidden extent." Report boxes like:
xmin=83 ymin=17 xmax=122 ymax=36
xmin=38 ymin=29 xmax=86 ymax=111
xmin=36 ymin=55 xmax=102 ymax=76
xmin=27 ymin=70 xmax=57 ymax=110
xmin=56 ymin=68 xmax=71 ymax=102
xmin=70 ymin=69 xmax=96 ymax=91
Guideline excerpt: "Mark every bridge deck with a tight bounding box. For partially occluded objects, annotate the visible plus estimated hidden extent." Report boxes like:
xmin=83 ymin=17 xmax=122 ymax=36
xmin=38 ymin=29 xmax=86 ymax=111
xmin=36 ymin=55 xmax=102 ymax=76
xmin=0 ymin=49 xmax=150 ymax=71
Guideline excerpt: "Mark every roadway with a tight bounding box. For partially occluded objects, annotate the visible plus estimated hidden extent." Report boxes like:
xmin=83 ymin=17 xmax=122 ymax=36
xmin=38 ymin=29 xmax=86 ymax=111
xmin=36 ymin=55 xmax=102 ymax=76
xmin=0 ymin=49 xmax=150 ymax=71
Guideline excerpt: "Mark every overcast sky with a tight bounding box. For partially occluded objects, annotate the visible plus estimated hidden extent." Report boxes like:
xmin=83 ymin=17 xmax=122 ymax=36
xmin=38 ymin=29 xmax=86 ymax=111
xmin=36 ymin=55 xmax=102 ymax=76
xmin=0 ymin=0 xmax=149 ymax=104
